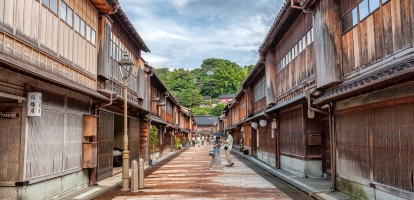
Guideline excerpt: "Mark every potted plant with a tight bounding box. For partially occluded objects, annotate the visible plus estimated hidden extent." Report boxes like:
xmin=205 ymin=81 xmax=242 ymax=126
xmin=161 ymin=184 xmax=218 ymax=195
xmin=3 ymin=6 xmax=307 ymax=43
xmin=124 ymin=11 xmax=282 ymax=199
xmin=149 ymin=125 xmax=158 ymax=165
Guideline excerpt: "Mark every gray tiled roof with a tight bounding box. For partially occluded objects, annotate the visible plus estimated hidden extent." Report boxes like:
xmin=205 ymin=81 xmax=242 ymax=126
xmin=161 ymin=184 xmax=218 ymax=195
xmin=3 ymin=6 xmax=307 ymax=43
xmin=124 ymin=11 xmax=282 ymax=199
xmin=202 ymin=96 xmax=211 ymax=101
xmin=194 ymin=116 xmax=219 ymax=126
xmin=218 ymin=94 xmax=234 ymax=99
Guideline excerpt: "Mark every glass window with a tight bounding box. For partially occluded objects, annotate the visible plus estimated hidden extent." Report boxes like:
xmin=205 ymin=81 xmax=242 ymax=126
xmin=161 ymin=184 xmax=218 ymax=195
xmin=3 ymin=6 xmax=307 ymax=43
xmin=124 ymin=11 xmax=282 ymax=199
xmin=359 ymin=0 xmax=369 ymax=21
xmin=74 ymin=15 xmax=80 ymax=32
xmin=91 ymin=30 xmax=96 ymax=45
xmin=67 ymin=7 xmax=73 ymax=27
xmin=382 ymin=0 xmax=389 ymax=4
xmin=341 ymin=7 xmax=358 ymax=34
xmin=60 ymin=1 xmax=66 ymax=21
xmin=369 ymin=0 xmax=380 ymax=13
xmin=307 ymin=31 xmax=312 ymax=46
xmin=292 ymin=46 xmax=296 ymax=59
xmin=86 ymin=25 xmax=91 ymax=41
xmin=42 ymin=0 xmax=49 ymax=7
xmin=302 ymin=36 xmax=306 ymax=50
xmin=50 ymin=0 xmax=58 ymax=14
xmin=80 ymin=19 xmax=85 ymax=37
xmin=295 ymin=43 xmax=299 ymax=55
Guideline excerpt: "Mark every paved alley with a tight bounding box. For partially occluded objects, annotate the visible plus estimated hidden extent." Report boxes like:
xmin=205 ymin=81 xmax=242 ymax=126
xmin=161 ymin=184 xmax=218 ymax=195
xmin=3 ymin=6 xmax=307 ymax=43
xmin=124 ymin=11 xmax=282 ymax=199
xmin=93 ymin=144 xmax=312 ymax=200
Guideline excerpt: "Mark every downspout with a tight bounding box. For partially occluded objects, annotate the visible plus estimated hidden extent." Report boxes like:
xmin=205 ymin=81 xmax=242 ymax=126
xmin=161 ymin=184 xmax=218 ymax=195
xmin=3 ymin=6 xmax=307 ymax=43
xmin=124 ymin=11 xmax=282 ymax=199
xmin=97 ymin=89 xmax=118 ymax=108
xmin=305 ymin=87 xmax=336 ymax=191
xmin=291 ymin=0 xmax=314 ymax=14
xmin=98 ymin=1 xmax=120 ymax=17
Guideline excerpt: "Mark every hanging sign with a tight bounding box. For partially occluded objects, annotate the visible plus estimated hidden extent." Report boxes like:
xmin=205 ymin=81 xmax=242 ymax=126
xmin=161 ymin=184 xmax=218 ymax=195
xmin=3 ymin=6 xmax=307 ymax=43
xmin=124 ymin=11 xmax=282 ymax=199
xmin=27 ymin=92 xmax=42 ymax=117
xmin=271 ymin=129 xmax=274 ymax=138
xmin=0 ymin=112 xmax=19 ymax=119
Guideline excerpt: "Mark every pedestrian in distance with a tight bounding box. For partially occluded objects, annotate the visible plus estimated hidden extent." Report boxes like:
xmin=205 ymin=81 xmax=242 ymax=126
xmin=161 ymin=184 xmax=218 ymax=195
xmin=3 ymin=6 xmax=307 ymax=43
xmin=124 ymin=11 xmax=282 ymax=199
xmin=223 ymin=131 xmax=234 ymax=167
xmin=209 ymin=136 xmax=223 ymax=170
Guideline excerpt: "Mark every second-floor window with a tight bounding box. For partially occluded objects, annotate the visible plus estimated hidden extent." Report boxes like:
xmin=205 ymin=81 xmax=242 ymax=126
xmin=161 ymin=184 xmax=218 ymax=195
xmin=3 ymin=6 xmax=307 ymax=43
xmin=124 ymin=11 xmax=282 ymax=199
xmin=276 ymin=27 xmax=313 ymax=73
xmin=111 ymin=32 xmax=133 ymax=61
xmin=60 ymin=1 xmax=73 ymax=27
xmin=341 ymin=0 xmax=389 ymax=34
xmin=254 ymin=76 xmax=266 ymax=102
xmin=42 ymin=0 xmax=58 ymax=14
xmin=166 ymin=101 xmax=173 ymax=115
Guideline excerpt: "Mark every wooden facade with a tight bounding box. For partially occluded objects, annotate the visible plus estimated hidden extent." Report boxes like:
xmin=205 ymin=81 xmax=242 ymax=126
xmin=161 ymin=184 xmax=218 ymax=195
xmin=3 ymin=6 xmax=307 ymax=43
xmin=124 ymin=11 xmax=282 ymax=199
xmin=218 ymin=0 xmax=414 ymax=199
xmin=0 ymin=0 xmax=195 ymax=199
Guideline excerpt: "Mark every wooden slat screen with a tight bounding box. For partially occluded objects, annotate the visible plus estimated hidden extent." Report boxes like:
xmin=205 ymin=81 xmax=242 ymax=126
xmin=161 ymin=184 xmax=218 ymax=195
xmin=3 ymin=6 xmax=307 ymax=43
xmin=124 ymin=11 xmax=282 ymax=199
xmin=280 ymin=106 xmax=304 ymax=156
xmin=372 ymin=103 xmax=414 ymax=191
xmin=97 ymin=111 xmax=114 ymax=181
xmin=26 ymin=110 xmax=65 ymax=179
xmin=336 ymin=108 xmax=370 ymax=180
xmin=258 ymin=120 xmax=275 ymax=154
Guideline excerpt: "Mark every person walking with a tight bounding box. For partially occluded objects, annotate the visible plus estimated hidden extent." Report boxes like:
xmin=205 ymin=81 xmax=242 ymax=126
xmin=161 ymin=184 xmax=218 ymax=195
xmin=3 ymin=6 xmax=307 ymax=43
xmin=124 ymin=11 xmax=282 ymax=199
xmin=223 ymin=131 xmax=234 ymax=167
xmin=209 ymin=137 xmax=223 ymax=170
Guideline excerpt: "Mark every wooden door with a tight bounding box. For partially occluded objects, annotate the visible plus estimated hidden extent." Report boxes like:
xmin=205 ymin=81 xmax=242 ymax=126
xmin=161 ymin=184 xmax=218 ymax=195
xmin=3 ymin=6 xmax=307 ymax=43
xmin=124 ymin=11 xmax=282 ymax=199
xmin=251 ymin=128 xmax=257 ymax=156
xmin=97 ymin=111 xmax=114 ymax=181
xmin=322 ymin=120 xmax=331 ymax=177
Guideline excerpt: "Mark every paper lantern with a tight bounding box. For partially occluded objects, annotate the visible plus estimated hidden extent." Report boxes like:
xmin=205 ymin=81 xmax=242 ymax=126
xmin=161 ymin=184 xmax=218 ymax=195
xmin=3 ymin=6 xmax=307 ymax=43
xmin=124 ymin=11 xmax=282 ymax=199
xmin=259 ymin=120 xmax=267 ymax=127
xmin=241 ymin=126 xmax=244 ymax=132
xmin=251 ymin=122 xmax=258 ymax=129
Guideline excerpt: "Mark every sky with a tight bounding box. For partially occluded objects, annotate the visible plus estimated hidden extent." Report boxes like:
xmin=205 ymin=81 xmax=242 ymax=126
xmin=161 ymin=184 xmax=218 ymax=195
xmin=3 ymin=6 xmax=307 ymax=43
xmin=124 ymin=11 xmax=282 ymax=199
xmin=120 ymin=0 xmax=285 ymax=70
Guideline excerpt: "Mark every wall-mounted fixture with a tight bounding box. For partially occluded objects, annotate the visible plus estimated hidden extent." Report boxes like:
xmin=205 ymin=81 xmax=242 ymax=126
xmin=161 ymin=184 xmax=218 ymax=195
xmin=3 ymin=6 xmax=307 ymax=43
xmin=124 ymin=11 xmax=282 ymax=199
xmin=251 ymin=122 xmax=258 ymax=129
xmin=241 ymin=126 xmax=244 ymax=132
xmin=259 ymin=119 xmax=267 ymax=127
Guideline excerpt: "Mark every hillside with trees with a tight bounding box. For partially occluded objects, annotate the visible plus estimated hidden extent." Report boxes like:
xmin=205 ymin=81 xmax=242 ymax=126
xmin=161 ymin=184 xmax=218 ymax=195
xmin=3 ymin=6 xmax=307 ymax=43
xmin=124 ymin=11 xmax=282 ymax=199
xmin=155 ymin=58 xmax=254 ymax=115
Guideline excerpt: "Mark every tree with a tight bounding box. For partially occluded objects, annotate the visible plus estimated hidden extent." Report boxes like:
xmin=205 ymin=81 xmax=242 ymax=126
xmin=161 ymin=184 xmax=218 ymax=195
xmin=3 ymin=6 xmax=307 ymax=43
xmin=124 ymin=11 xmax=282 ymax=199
xmin=149 ymin=125 xmax=159 ymax=159
xmin=211 ymin=103 xmax=226 ymax=116
xmin=190 ymin=107 xmax=212 ymax=115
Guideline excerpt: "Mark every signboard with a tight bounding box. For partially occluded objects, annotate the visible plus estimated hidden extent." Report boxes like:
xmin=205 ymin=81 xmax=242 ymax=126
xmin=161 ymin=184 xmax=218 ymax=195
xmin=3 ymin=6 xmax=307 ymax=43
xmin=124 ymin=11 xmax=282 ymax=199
xmin=271 ymin=129 xmax=274 ymax=138
xmin=27 ymin=92 xmax=42 ymax=116
xmin=0 ymin=112 xmax=19 ymax=119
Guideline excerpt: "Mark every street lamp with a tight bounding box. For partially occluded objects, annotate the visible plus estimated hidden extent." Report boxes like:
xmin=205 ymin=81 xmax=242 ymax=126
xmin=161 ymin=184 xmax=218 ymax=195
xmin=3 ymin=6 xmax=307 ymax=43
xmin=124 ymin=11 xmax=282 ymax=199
xmin=117 ymin=50 xmax=135 ymax=191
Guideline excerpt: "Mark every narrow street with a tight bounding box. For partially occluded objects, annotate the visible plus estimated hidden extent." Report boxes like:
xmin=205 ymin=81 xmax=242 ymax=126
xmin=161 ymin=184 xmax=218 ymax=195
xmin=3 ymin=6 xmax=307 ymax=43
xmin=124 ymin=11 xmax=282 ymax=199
xmin=93 ymin=144 xmax=312 ymax=200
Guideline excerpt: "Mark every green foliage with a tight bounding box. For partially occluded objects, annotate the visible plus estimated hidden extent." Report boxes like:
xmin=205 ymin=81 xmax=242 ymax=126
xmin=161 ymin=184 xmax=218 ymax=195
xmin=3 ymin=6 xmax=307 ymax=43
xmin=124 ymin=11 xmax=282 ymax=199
xmin=191 ymin=107 xmax=212 ymax=115
xmin=155 ymin=58 xmax=247 ymax=107
xmin=175 ymin=138 xmax=181 ymax=149
xmin=150 ymin=126 xmax=159 ymax=157
xmin=211 ymin=103 xmax=226 ymax=116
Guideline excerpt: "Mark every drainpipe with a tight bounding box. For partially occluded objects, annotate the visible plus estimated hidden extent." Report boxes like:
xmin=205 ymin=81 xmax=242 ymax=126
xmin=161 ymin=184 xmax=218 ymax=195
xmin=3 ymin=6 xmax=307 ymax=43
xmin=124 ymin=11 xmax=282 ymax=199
xmin=305 ymin=87 xmax=336 ymax=191
xmin=291 ymin=0 xmax=314 ymax=14
xmin=99 ymin=1 xmax=120 ymax=17
xmin=97 ymin=89 xmax=118 ymax=108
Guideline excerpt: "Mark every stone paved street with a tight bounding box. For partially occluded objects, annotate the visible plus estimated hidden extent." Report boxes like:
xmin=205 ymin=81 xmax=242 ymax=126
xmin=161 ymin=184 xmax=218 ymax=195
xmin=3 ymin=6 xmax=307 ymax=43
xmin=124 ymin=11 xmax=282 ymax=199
xmin=94 ymin=144 xmax=312 ymax=200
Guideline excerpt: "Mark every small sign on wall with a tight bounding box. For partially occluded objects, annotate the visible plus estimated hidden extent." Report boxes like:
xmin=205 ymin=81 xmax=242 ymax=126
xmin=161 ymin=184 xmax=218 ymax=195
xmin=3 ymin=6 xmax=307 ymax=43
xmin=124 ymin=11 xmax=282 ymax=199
xmin=0 ymin=112 xmax=19 ymax=119
xmin=27 ymin=92 xmax=42 ymax=117
xmin=271 ymin=129 xmax=274 ymax=138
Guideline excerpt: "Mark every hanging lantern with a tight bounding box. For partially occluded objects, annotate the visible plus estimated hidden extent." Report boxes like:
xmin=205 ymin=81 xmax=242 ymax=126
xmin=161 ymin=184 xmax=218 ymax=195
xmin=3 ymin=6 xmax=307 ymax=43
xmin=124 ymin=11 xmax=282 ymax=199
xmin=251 ymin=122 xmax=258 ymax=129
xmin=241 ymin=126 xmax=244 ymax=132
xmin=259 ymin=119 xmax=267 ymax=127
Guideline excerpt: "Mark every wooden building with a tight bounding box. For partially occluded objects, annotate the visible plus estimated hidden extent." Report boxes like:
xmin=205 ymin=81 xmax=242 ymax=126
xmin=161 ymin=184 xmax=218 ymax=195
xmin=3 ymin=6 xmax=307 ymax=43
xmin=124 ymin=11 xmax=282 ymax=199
xmin=0 ymin=0 xmax=115 ymax=199
xmin=193 ymin=116 xmax=219 ymax=136
xmin=222 ymin=0 xmax=414 ymax=199
xmin=311 ymin=0 xmax=414 ymax=199
xmin=148 ymin=67 xmax=194 ymax=159
xmin=95 ymin=4 xmax=150 ymax=181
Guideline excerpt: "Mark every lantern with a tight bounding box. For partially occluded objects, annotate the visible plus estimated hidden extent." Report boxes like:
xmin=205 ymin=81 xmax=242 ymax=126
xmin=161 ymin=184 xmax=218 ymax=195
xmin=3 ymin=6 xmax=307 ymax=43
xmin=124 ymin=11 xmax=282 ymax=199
xmin=251 ymin=122 xmax=258 ymax=129
xmin=259 ymin=119 xmax=267 ymax=127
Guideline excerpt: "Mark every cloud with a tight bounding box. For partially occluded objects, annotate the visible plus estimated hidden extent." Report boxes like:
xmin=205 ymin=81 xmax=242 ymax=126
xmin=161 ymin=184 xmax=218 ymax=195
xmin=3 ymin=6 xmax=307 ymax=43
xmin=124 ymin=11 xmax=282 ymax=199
xmin=119 ymin=0 xmax=284 ymax=69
